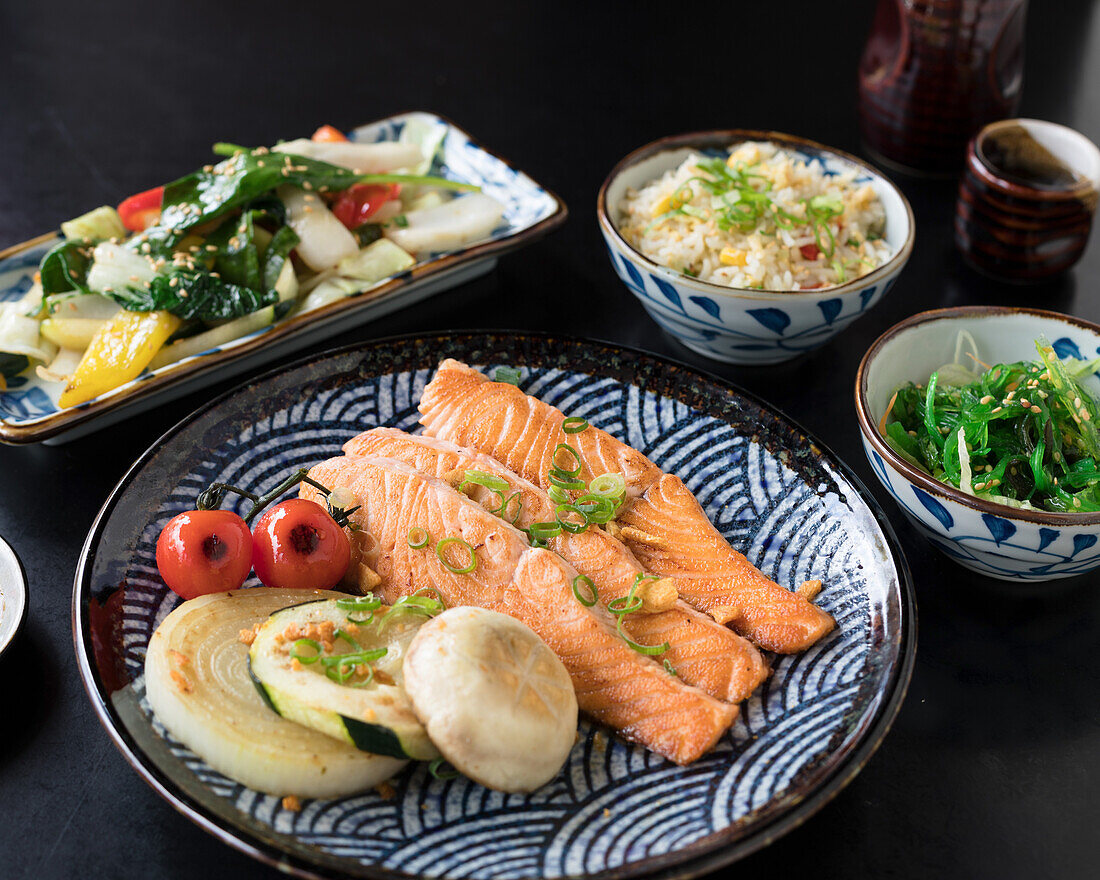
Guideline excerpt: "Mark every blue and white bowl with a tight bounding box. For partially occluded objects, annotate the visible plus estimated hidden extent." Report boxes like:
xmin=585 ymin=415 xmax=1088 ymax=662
xmin=597 ymin=130 xmax=914 ymax=365
xmin=856 ymin=306 xmax=1100 ymax=582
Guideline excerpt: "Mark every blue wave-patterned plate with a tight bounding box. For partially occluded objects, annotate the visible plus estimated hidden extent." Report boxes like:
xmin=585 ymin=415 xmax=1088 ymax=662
xmin=0 ymin=113 xmax=566 ymax=444
xmin=74 ymin=333 xmax=914 ymax=880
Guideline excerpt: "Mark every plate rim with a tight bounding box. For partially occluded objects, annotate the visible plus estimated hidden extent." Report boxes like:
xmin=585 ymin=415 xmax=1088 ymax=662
xmin=71 ymin=330 xmax=916 ymax=880
xmin=0 ymin=111 xmax=568 ymax=444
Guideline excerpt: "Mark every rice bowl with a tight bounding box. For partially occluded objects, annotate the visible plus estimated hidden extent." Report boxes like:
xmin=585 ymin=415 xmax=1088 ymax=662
xmin=598 ymin=129 xmax=914 ymax=364
xmin=616 ymin=141 xmax=894 ymax=292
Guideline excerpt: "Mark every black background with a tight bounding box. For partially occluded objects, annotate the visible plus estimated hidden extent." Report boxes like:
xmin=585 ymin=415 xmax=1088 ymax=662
xmin=2 ymin=1 xmax=1100 ymax=878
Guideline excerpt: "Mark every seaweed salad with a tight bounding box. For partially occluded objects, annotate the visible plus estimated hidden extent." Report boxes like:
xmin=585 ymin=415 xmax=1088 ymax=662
xmin=882 ymin=336 xmax=1100 ymax=513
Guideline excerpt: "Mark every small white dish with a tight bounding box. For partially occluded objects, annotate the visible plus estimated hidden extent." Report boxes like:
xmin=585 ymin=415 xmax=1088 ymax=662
xmin=856 ymin=306 xmax=1100 ymax=581
xmin=598 ymin=129 xmax=914 ymax=365
xmin=0 ymin=534 xmax=27 ymax=657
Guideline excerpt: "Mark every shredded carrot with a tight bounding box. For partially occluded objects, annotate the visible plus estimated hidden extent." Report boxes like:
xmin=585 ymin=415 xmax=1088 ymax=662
xmin=879 ymin=390 xmax=898 ymax=436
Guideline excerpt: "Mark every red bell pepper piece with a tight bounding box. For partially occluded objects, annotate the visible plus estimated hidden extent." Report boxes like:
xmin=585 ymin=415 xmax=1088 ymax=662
xmin=118 ymin=186 xmax=164 ymax=232
xmin=330 ymin=183 xmax=401 ymax=229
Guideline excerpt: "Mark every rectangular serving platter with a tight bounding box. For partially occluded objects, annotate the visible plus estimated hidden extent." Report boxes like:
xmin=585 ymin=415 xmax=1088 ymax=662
xmin=0 ymin=111 xmax=567 ymax=444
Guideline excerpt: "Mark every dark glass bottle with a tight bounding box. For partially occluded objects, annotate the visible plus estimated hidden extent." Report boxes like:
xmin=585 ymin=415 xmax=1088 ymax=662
xmin=858 ymin=0 xmax=1028 ymax=174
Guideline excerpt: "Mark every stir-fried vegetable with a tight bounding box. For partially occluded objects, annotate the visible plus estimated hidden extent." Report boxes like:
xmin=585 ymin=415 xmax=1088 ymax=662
xmin=882 ymin=337 xmax=1100 ymax=513
xmin=2 ymin=123 xmax=503 ymax=410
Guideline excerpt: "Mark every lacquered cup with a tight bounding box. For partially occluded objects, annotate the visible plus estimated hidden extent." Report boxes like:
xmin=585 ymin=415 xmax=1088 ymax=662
xmin=955 ymin=118 xmax=1100 ymax=282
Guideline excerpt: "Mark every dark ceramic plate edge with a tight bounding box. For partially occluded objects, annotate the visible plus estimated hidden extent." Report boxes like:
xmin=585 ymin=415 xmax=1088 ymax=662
xmin=71 ymin=330 xmax=917 ymax=880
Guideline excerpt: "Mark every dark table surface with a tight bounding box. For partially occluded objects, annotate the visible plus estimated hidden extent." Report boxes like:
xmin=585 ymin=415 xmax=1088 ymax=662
xmin=2 ymin=1 xmax=1100 ymax=878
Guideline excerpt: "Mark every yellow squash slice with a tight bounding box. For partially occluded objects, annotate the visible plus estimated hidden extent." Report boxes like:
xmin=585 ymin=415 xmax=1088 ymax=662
xmin=59 ymin=309 xmax=180 ymax=408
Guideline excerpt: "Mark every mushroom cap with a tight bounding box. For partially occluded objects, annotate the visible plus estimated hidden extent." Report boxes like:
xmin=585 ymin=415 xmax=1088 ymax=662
xmin=402 ymin=606 xmax=578 ymax=792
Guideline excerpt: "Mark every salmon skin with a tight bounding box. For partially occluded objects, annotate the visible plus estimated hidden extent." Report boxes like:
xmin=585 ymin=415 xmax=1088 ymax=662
xmin=343 ymin=427 xmax=770 ymax=703
xmin=417 ymin=359 xmax=835 ymax=654
xmin=302 ymin=453 xmax=737 ymax=765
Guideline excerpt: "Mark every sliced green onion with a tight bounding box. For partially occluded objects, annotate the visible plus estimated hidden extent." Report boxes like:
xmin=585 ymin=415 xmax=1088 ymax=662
xmin=552 ymin=443 xmax=583 ymax=476
xmin=435 ymin=537 xmax=477 ymax=574
xmin=663 ymin=659 xmax=679 ymax=676
xmin=289 ymin=638 xmax=322 ymax=664
xmin=548 ymin=472 xmax=586 ymax=491
xmin=526 ymin=521 xmax=562 ymax=543
xmin=574 ymin=494 xmax=616 ymax=524
xmin=429 ymin=757 xmax=460 ymax=780
xmin=382 ymin=587 xmax=446 ymax=624
xmin=607 ymin=592 xmax=643 ymax=616
xmin=494 ymin=366 xmax=522 ymax=385
xmin=555 ymin=503 xmax=589 ymax=534
xmin=607 ymin=573 xmax=669 ymax=655
xmin=334 ymin=629 xmax=359 ymax=649
xmin=588 ymin=473 xmax=626 ymax=499
xmin=336 ymin=594 xmax=383 ymax=624
xmin=572 ymin=575 xmax=598 ymax=607
xmin=461 ymin=469 xmax=510 ymax=493
xmin=320 ymin=648 xmax=388 ymax=668
xmin=407 ymin=527 xmax=430 ymax=549
xmin=548 ymin=484 xmax=571 ymax=505
xmin=321 ymin=648 xmax=387 ymax=685
xmin=562 ymin=417 xmax=589 ymax=434
xmin=501 ymin=490 xmax=524 ymax=523
xmin=615 ymin=615 xmax=670 ymax=656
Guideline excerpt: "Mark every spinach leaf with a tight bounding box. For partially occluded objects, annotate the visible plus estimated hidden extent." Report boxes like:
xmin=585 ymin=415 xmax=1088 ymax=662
xmin=39 ymin=239 xmax=93 ymax=295
xmin=262 ymin=225 xmax=299 ymax=290
xmin=104 ymin=266 xmax=279 ymax=322
xmin=0 ymin=353 xmax=29 ymax=379
xmin=159 ymin=147 xmax=362 ymax=233
xmin=208 ymin=211 xmax=264 ymax=291
xmin=125 ymin=224 xmax=185 ymax=260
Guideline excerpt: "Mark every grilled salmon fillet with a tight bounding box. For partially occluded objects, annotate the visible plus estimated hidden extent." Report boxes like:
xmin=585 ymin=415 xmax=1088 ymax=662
xmin=343 ymin=427 xmax=770 ymax=703
xmin=417 ymin=359 xmax=834 ymax=653
xmin=302 ymin=453 xmax=736 ymax=765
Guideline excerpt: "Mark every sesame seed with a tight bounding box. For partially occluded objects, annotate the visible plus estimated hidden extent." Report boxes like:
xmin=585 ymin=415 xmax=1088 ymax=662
xmin=1031 ymin=405 xmax=1041 ymax=414
xmin=1020 ymin=399 xmax=1030 ymax=407
xmin=992 ymin=406 xmax=1003 ymax=413
xmin=980 ymin=395 xmax=994 ymax=404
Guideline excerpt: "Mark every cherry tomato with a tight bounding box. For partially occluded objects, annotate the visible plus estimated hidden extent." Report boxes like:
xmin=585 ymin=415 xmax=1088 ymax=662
xmin=311 ymin=124 xmax=348 ymax=143
xmin=118 ymin=185 xmax=165 ymax=232
xmin=799 ymin=243 xmax=821 ymax=261
xmin=331 ymin=183 xmax=401 ymax=229
xmin=156 ymin=510 xmax=253 ymax=600
xmin=251 ymin=499 xmax=351 ymax=590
